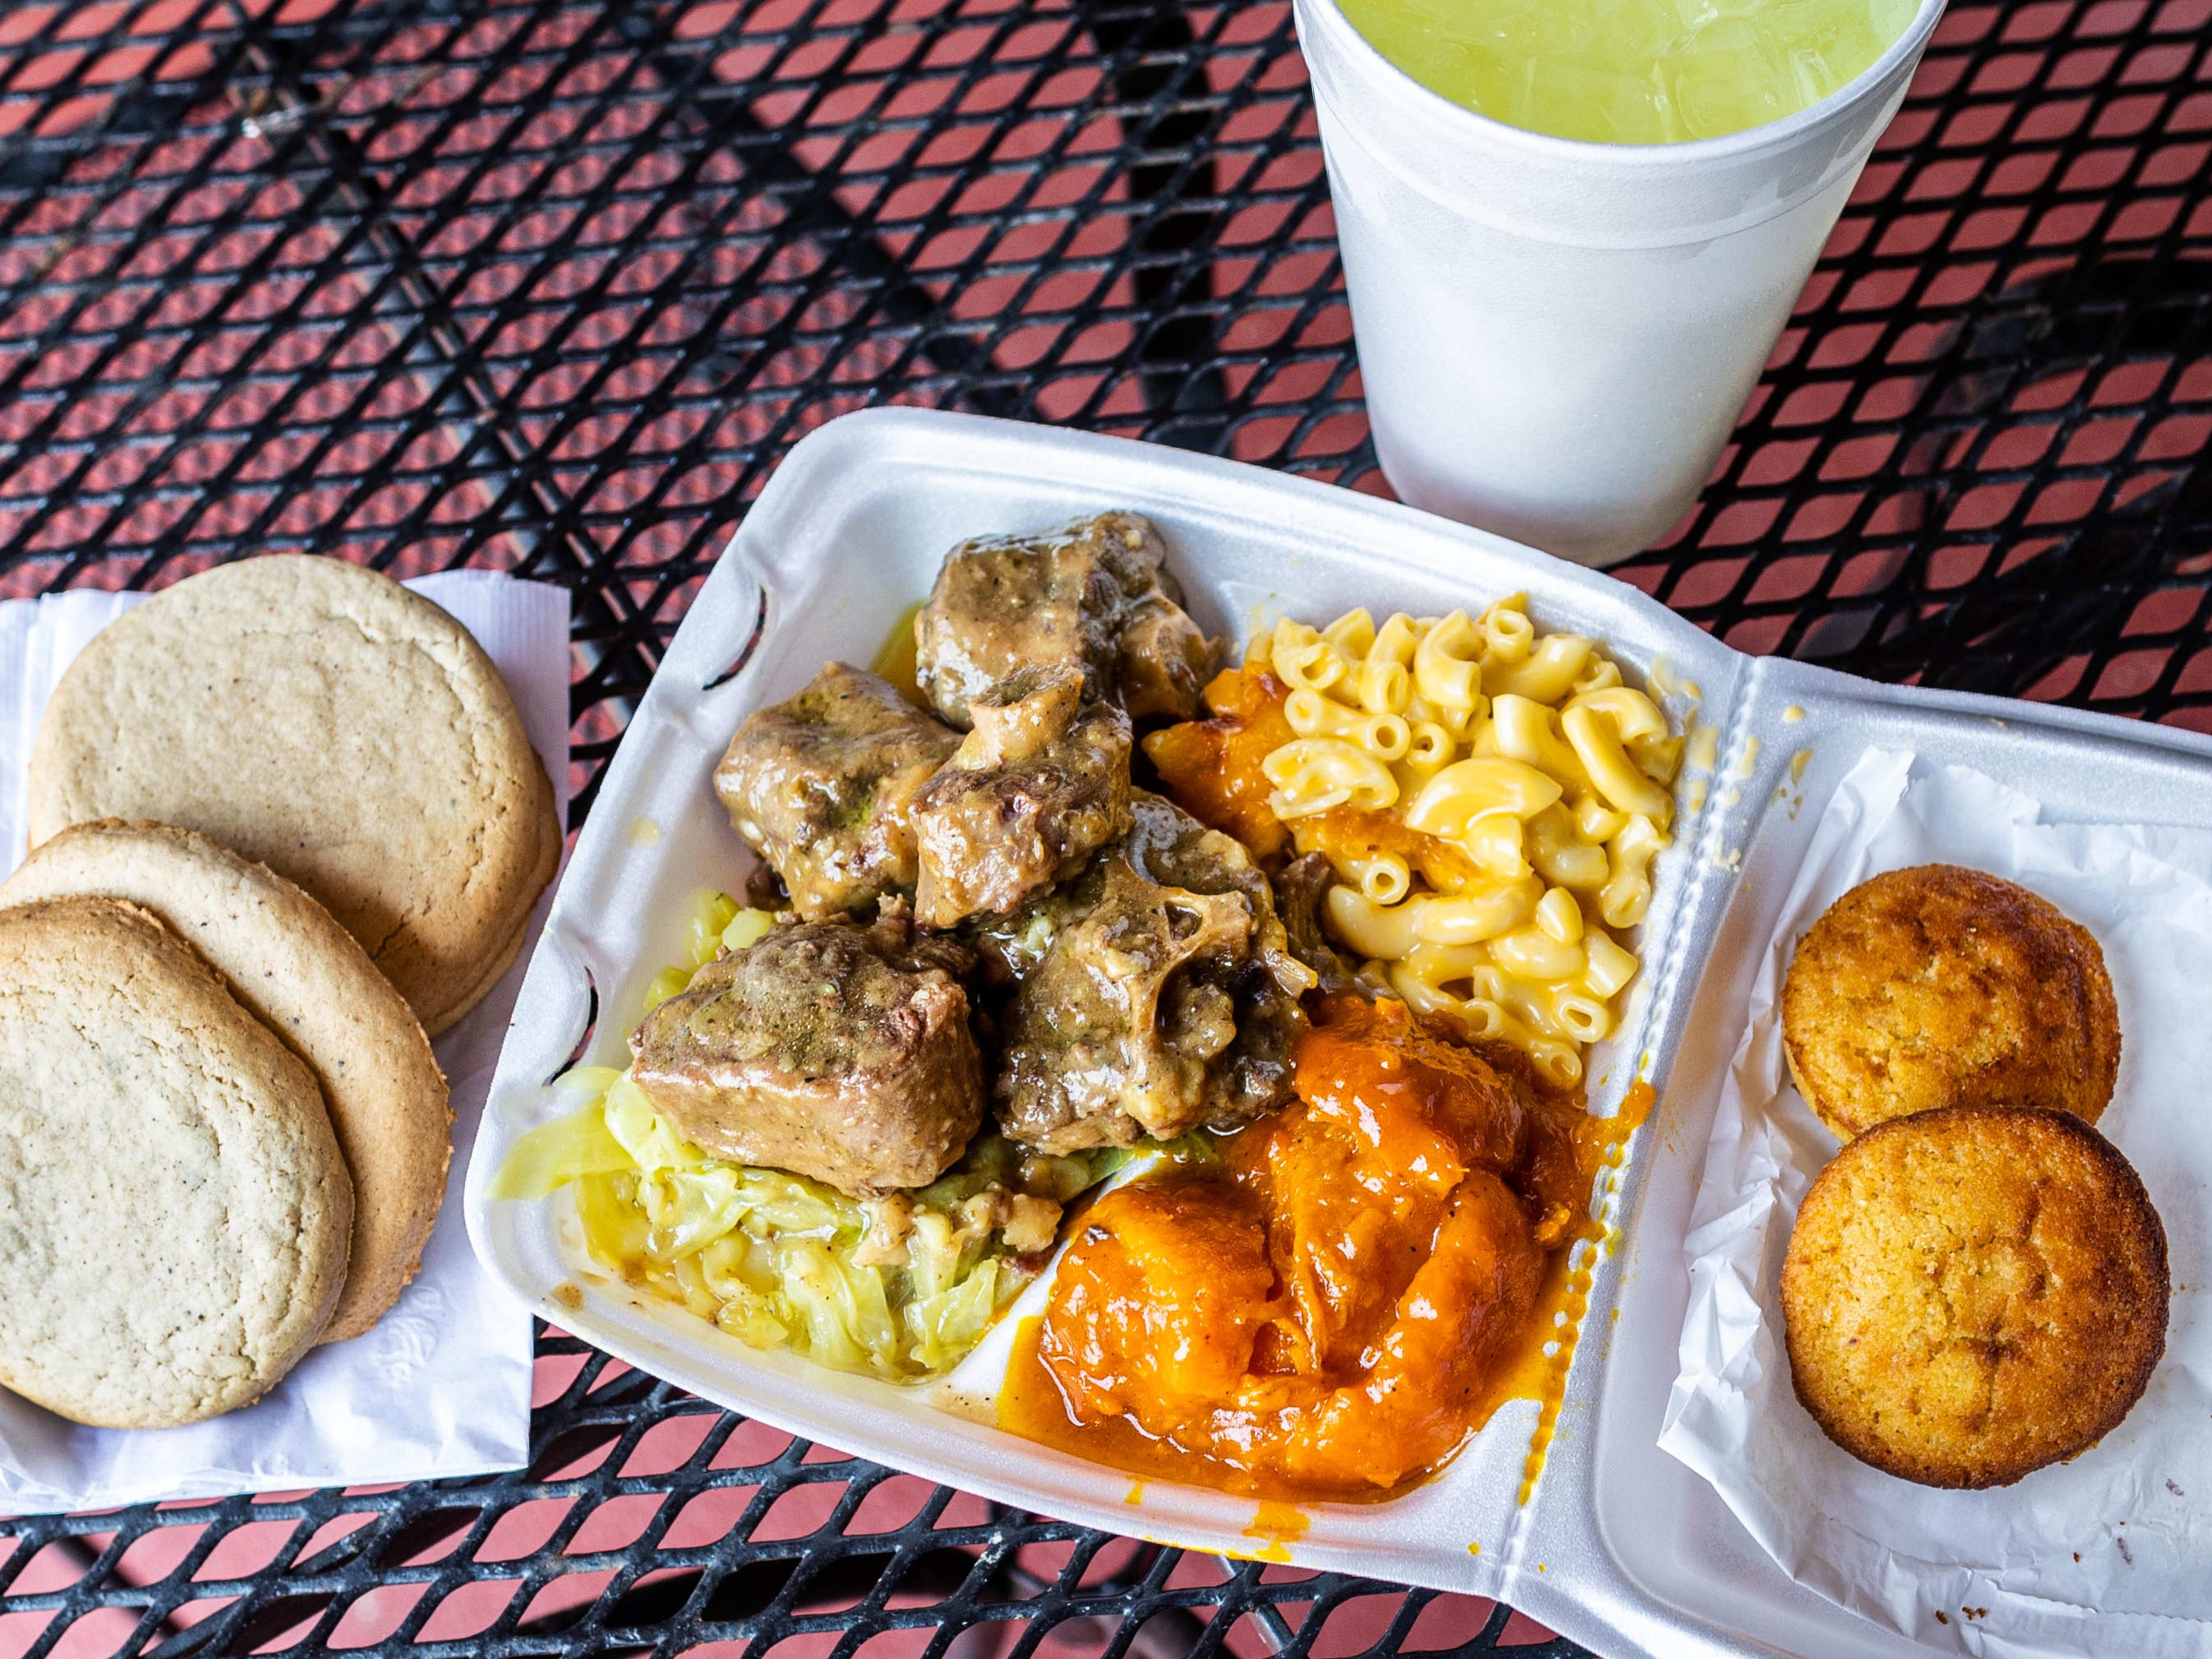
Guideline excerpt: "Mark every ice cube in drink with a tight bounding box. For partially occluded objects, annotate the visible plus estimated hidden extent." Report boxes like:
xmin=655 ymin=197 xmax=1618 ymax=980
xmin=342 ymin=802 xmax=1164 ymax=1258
xmin=1334 ymin=0 xmax=1920 ymax=143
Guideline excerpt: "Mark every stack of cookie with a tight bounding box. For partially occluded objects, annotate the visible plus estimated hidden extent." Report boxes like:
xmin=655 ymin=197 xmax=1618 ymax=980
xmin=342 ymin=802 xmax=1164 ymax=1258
xmin=1777 ymin=865 xmax=2169 ymax=1490
xmin=0 ymin=557 xmax=559 ymax=1428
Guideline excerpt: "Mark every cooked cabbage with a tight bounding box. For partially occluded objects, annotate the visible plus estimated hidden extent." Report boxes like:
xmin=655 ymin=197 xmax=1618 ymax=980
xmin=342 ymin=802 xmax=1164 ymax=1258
xmin=495 ymin=892 xmax=1120 ymax=1382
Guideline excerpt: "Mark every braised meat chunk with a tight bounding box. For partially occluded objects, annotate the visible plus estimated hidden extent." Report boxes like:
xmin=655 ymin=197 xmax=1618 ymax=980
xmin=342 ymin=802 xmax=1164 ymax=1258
xmin=630 ymin=908 xmax=983 ymax=1197
xmin=1275 ymin=851 xmax=1361 ymax=998
xmin=1123 ymin=790 xmax=1300 ymax=969
xmin=914 ymin=512 xmax=1213 ymax=729
xmin=714 ymin=662 xmax=959 ymax=919
xmin=995 ymin=856 xmax=1251 ymax=1154
xmin=911 ymin=664 xmax=1134 ymax=927
xmin=993 ymin=793 xmax=1316 ymax=1154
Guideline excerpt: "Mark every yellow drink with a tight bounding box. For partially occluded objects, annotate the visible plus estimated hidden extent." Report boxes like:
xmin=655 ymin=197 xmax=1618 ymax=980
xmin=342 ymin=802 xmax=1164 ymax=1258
xmin=1336 ymin=0 xmax=1919 ymax=144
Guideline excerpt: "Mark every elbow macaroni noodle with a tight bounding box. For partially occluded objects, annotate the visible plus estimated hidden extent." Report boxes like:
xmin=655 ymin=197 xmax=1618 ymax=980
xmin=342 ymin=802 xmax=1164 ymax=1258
xmin=1259 ymin=599 xmax=1677 ymax=1091
xmin=1260 ymin=737 xmax=1397 ymax=819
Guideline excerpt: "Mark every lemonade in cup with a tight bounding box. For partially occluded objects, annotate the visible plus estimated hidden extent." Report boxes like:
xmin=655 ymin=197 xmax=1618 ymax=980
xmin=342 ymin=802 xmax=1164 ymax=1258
xmin=1296 ymin=0 xmax=1947 ymax=566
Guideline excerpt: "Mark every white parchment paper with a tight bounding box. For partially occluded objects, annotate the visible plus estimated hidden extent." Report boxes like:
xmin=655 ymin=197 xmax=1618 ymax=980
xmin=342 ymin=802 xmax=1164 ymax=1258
xmin=1658 ymin=748 xmax=2212 ymax=1657
xmin=0 ymin=570 xmax=567 ymax=1514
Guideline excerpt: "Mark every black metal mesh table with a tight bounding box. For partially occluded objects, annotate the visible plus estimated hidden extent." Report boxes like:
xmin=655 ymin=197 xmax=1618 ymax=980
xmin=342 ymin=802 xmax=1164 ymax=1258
xmin=0 ymin=1 xmax=2204 ymax=1656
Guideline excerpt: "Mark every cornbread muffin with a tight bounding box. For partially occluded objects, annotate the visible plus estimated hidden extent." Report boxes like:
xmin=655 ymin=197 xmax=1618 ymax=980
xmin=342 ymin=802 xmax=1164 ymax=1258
xmin=0 ymin=896 xmax=353 ymax=1427
xmin=1782 ymin=1106 xmax=2168 ymax=1489
xmin=26 ymin=556 xmax=559 ymax=1035
xmin=1781 ymin=865 xmax=2119 ymax=1139
xmin=1 ymin=821 xmax=451 ymax=1343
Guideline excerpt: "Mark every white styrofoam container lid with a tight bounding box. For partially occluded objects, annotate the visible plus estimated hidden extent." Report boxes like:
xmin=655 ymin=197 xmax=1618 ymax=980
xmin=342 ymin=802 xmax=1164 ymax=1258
xmin=465 ymin=408 xmax=2212 ymax=1659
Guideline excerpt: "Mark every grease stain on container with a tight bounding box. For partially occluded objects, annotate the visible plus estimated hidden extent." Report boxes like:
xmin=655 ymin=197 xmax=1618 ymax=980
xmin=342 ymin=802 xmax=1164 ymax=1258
xmin=1649 ymin=654 xmax=1700 ymax=707
xmin=931 ymin=1385 xmax=995 ymax=1426
xmin=1686 ymin=721 xmax=1720 ymax=773
xmin=628 ymin=816 xmax=662 ymax=846
xmin=873 ymin=600 xmax=926 ymax=704
xmin=1775 ymin=747 xmax=1816 ymax=817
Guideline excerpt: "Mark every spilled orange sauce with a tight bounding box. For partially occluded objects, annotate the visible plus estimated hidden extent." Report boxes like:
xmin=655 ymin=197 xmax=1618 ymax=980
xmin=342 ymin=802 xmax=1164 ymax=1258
xmin=1478 ymin=1078 xmax=1654 ymax=1505
xmin=1238 ymin=1501 xmax=1310 ymax=1562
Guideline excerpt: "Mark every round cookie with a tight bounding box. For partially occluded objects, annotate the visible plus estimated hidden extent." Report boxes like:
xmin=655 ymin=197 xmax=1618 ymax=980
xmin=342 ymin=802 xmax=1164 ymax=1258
xmin=1781 ymin=864 xmax=2119 ymax=1140
xmin=0 ymin=896 xmax=353 ymax=1427
xmin=1 ymin=821 xmax=451 ymax=1344
xmin=26 ymin=555 xmax=559 ymax=1036
xmin=1782 ymin=1105 xmax=2168 ymax=1489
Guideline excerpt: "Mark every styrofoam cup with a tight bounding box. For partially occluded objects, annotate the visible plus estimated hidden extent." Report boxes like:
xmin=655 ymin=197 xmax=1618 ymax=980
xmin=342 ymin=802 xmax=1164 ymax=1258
xmin=1296 ymin=0 xmax=1946 ymax=566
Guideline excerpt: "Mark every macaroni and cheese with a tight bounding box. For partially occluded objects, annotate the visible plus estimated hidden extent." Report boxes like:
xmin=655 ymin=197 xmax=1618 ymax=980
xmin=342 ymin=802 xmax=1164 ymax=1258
xmin=1247 ymin=597 xmax=1677 ymax=1089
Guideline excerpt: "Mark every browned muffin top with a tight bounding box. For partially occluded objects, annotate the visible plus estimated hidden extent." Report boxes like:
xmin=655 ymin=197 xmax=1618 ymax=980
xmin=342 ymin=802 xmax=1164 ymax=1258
xmin=1782 ymin=1104 xmax=2168 ymax=1490
xmin=1782 ymin=863 xmax=2119 ymax=1140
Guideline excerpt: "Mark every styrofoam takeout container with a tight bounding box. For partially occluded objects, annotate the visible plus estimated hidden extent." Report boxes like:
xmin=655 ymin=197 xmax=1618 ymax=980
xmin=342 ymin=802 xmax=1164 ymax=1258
xmin=465 ymin=408 xmax=2212 ymax=1659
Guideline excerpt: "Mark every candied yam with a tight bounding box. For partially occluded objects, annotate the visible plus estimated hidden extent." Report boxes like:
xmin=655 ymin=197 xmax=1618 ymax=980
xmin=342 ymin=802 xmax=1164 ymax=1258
xmin=1043 ymin=1180 xmax=1278 ymax=1412
xmin=1142 ymin=666 xmax=1296 ymax=861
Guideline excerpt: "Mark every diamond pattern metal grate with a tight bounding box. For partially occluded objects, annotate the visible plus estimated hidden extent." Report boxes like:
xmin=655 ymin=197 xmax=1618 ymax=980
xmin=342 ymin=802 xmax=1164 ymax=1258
xmin=0 ymin=0 xmax=2203 ymax=1656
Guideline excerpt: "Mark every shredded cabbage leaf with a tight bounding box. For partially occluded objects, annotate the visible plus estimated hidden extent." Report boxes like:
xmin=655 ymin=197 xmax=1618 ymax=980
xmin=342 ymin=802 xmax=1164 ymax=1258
xmin=496 ymin=891 xmax=1123 ymax=1382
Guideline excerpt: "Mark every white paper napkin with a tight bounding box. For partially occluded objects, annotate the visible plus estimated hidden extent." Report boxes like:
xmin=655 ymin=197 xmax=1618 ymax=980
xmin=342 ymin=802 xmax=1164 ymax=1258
xmin=0 ymin=568 xmax=569 ymax=1515
xmin=1659 ymin=748 xmax=2212 ymax=1658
